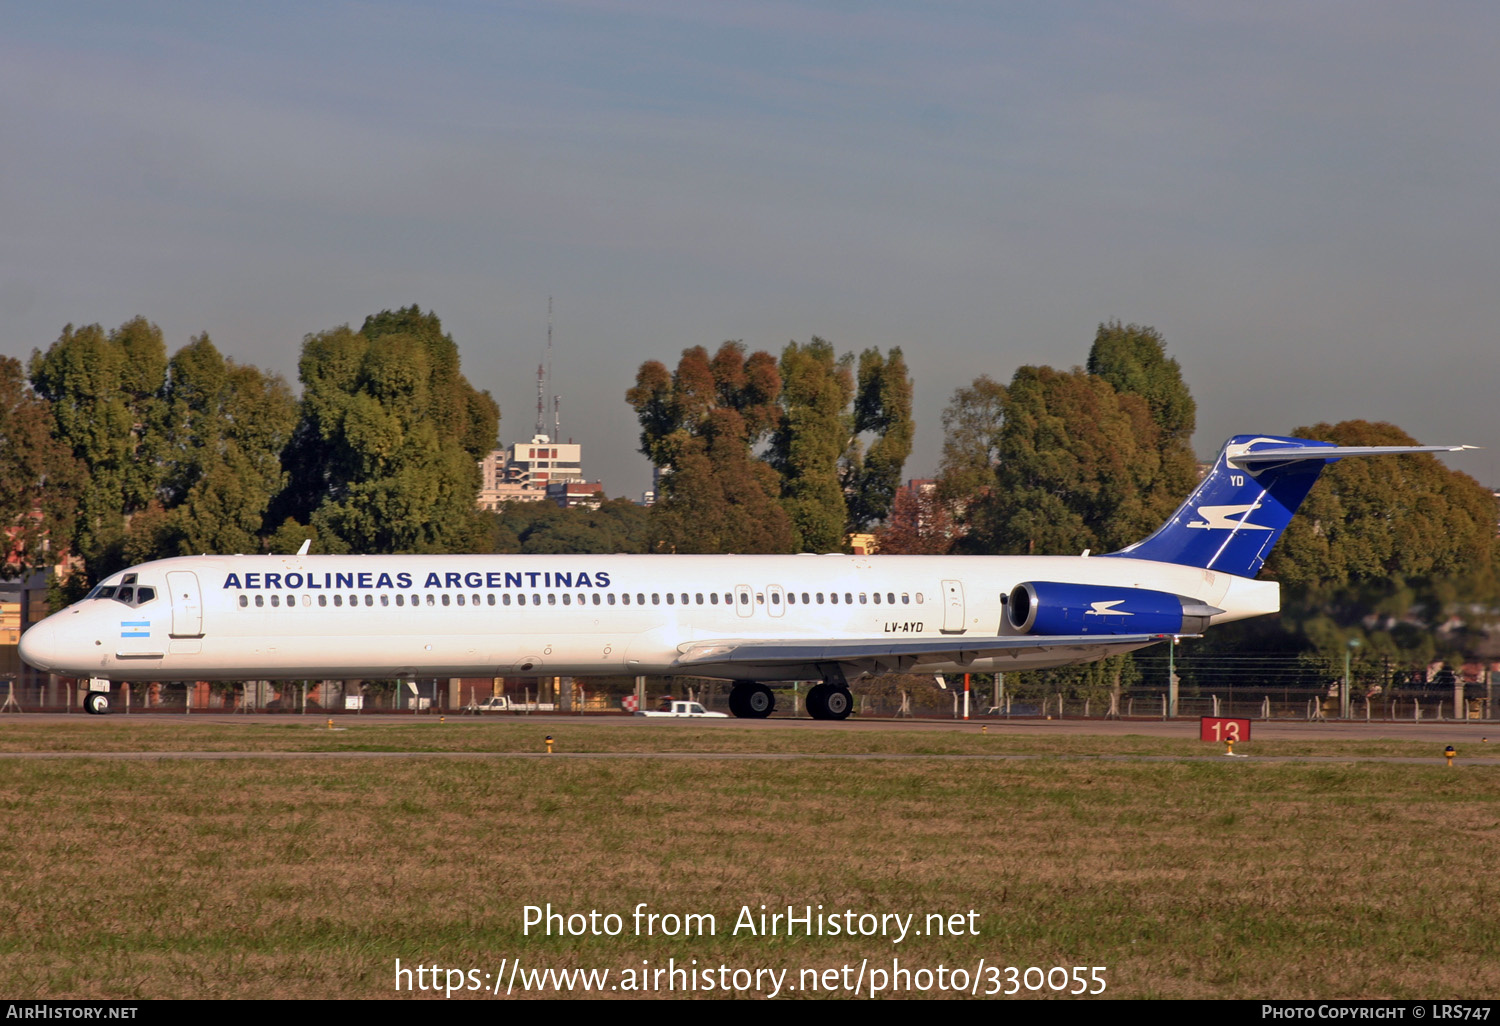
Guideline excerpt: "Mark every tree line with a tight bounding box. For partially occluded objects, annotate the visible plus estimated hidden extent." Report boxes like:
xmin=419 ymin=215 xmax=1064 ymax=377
xmin=4 ymin=310 xmax=1495 ymax=677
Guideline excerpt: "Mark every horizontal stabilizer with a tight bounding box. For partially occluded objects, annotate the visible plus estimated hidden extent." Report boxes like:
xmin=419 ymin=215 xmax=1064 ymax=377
xmin=1228 ymin=444 xmax=1475 ymax=466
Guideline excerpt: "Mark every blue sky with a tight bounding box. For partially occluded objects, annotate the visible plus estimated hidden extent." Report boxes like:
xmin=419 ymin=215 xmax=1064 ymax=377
xmin=4 ymin=1 xmax=1498 ymax=496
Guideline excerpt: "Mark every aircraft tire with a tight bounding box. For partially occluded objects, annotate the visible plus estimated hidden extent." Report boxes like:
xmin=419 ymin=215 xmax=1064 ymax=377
xmin=744 ymin=683 xmax=775 ymax=719
xmin=728 ymin=686 xmax=749 ymax=718
xmin=823 ymin=686 xmax=853 ymax=720
xmin=84 ymin=692 xmax=109 ymax=715
xmin=805 ymin=684 xmax=829 ymax=719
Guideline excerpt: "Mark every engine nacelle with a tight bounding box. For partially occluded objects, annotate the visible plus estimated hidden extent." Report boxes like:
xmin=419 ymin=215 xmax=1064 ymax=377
xmin=1005 ymin=581 xmax=1219 ymax=636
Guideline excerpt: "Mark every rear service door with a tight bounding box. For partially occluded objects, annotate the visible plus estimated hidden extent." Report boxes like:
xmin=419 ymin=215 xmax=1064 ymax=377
xmin=940 ymin=579 xmax=966 ymax=635
xmin=167 ymin=571 xmax=205 ymax=637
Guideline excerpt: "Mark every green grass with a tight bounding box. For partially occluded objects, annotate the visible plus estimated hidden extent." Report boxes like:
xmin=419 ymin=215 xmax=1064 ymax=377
xmin=1 ymin=717 xmax=1494 ymax=760
xmin=0 ymin=738 xmax=1496 ymax=999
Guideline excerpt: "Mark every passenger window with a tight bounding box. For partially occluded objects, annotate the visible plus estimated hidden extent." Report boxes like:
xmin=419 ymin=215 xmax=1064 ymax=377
xmin=607 ymin=593 xmax=616 ymax=605
xmin=695 ymin=593 xmax=703 ymax=604
xmin=381 ymin=594 xmax=389 ymax=607
xmin=427 ymin=594 xmax=435 ymax=606
xmin=666 ymin=593 xmax=674 ymax=605
xmin=652 ymin=594 xmax=660 ymax=605
xmin=256 ymin=595 xmax=265 ymax=607
xmin=364 ymin=595 xmax=373 ymax=607
xmin=517 ymin=594 xmax=525 ymax=606
xmin=771 ymin=592 xmax=781 ymax=604
xmin=395 ymin=594 xmax=404 ymax=607
xmin=802 ymin=592 xmax=810 ymax=604
xmin=709 ymin=593 xmax=718 ymax=605
xmin=592 ymin=594 xmax=601 ymax=605
xmin=888 ymin=592 xmax=896 ymax=604
xmin=334 ymin=595 xmax=342 ymax=607
xmin=562 ymin=594 xmax=571 ymax=605
xmin=473 ymin=594 xmax=480 ymax=605
xmin=458 ymin=594 xmax=466 ymax=606
xmin=845 ymin=593 xmax=853 ymax=604
xmin=503 ymin=594 xmax=511 ymax=606
xmin=916 ymin=593 xmax=924 ymax=604
xmin=288 ymin=595 xmax=295 ymax=607
xmin=622 ymin=594 xmax=631 ymax=605
xmin=487 ymin=594 xmax=495 ymax=606
xmin=272 ymin=594 xmax=281 ymax=607
xmin=817 ymin=593 xmax=824 ymax=603
xmin=318 ymin=595 xmax=327 ymax=607
xmin=902 ymin=593 xmax=910 ymax=605
xmin=871 ymin=593 xmax=879 ymax=604
xmin=442 ymin=594 xmax=451 ymax=606
xmin=637 ymin=593 xmax=645 ymax=605
xmin=738 ymin=593 xmax=749 ymax=605
xmin=547 ymin=594 xmax=556 ymax=606
xmin=239 ymin=595 xmax=248 ymax=608
xmin=830 ymin=593 xmax=838 ymax=604
xmin=681 ymin=593 xmax=689 ymax=605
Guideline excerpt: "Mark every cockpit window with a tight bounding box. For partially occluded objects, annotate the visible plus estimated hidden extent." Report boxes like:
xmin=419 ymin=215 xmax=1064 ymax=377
xmin=91 ymin=583 xmax=155 ymax=606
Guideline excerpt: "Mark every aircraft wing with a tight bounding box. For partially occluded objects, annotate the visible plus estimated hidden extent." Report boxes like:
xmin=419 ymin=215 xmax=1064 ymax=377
xmin=672 ymin=633 xmax=1176 ymax=679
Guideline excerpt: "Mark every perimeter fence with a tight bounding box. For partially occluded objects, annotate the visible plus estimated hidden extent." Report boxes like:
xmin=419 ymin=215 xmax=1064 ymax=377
xmin=3 ymin=652 xmax=1495 ymax=720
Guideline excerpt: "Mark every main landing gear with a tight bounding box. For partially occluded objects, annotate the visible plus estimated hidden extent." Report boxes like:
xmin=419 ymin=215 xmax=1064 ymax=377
xmin=729 ymin=682 xmax=775 ymax=719
xmin=805 ymin=683 xmax=853 ymax=721
xmin=726 ymin=681 xmax=854 ymax=720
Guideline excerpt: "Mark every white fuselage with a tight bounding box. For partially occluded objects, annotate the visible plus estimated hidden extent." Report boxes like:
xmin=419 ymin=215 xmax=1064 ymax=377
xmin=18 ymin=553 xmax=1279 ymax=683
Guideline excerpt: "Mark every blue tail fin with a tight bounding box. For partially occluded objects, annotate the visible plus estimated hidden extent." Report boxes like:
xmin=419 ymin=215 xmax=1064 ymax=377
xmin=1108 ymin=434 xmax=1473 ymax=576
xmin=1108 ymin=435 xmax=1332 ymax=576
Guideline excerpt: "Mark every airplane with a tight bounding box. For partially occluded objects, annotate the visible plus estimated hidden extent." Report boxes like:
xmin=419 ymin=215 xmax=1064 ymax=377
xmin=18 ymin=434 xmax=1474 ymax=719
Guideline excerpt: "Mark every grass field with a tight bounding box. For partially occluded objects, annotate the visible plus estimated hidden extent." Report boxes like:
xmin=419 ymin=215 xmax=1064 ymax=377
xmin=1 ymin=716 xmax=1494 ymax=759
xmin=1 ymin=720 xmax=1497 ymax=999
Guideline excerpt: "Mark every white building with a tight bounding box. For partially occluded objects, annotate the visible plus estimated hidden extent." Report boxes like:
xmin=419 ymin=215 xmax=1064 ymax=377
xmin=478 ymin=435 xmax=588 ymax=511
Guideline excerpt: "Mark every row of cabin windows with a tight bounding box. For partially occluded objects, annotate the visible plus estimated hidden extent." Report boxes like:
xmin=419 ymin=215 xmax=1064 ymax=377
xmin=237 ymin=590 xmax=927 ymax=609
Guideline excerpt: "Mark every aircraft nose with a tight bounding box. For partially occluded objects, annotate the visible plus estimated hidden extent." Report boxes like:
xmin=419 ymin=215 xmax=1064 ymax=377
xmin=19 ymin=616 xmax=69 ymax=673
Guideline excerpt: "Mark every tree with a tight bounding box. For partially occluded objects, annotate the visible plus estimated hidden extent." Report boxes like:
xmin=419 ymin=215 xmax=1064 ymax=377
xmin=1086 ymin=321 xmax=1196 ymax=445
xmin=0 ymin=356 xmax=80 ymax=575
xmin=843 ymin=347 xmax=914 ymax=533
xmin=627 ymin=342 xmax=792 ymax=553
xmin=872 ymin=484 xmax=955 ymax=555
xmin=770 ymin=339 xmax=853 ymax=552
xmin=28 ymin=318 xmax=168 ymax=588
xmin=1085 ymin=321 xmax=1198 ymax=515
xmin=280 ymin=308 xmax=500 ymax=554
xmin=491 ymin=498 xmax=650 ymax=554
xmin=935 ymin=375 xmax=1006 ymax=505
xmin=954 ymin=365 xmax=1168 ymax=555
xmin=158 ymin=334 xmax=298 ymax=556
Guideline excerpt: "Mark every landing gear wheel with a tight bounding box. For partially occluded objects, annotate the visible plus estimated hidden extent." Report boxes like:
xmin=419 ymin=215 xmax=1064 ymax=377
xmin=742 ymin=683 xmax=775 ymax=719
xmin=822 ymin=686 xmax=853 ymax=720
xmin=84 ymin=692 xmax=110 ymax=715
xmin=729 ymin=686 xmax=749 ymax=718
xmin=805 ymin=684 xmax=829 ymax=719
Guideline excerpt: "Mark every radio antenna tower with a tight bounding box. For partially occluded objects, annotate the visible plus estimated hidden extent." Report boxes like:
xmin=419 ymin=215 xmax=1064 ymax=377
xmin=534 ymin=297 xmax=554 ymax=439
xmin=534 ymin=363 xmax=545 ymax=438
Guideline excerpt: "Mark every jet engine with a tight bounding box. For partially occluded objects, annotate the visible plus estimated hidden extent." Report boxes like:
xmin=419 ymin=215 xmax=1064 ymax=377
xmin=1005 ymin=581 xmax=1221 ymax=636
